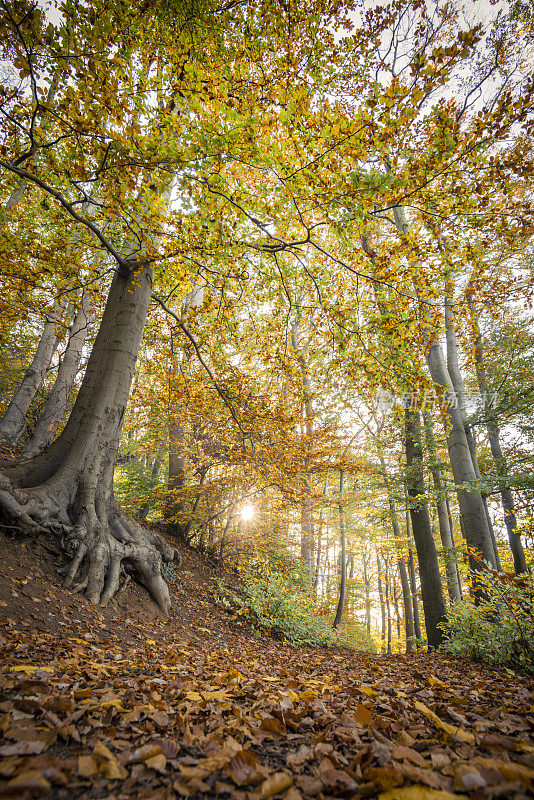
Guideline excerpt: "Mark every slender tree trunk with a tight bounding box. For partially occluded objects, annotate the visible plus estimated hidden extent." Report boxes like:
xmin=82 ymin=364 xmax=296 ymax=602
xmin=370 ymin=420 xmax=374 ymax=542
xmin=378 ymin=455 xmax=416 ymax=652
xmin=384 ymin=554 xmax=392 ymax=654
xmin=445 ymin=299 xmax=501 ymax=570
xmin=24 ymin=294 xmax=92 ymax=459
xmin=333 ymin=470 xmax=347 ymax=629
xmin=376 ymin=551 xmax=387 ymax=654
xmin=404 ymin=481 xmax=422 ymax=642
xmin=468 ymin=294 xmax=527 ymax=574
xmin=405 ymin=408 xmax=447 ymax=649
xmin=422 ymin=413 xmax=462 ymax=602
xmin=0 ymin=303 xmax=62 ymax=445
xmin=425 ymin=340 xmax=497 ymax=573
xmin=1 ymin=263 xmax=178 ymax=613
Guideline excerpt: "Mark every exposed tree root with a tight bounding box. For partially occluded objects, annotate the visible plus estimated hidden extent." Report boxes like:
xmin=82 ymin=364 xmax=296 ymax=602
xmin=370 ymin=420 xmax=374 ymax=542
xmin=0 ymin=473 xmax=180 ymax=615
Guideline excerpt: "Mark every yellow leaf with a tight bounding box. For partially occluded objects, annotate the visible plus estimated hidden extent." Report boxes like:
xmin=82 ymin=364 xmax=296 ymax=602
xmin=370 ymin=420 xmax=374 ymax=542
xmin=428 ymin=675 xmax=448 ymax=689
xmin=93 ymin=742 xmax=127 ymax=780
xmin=260 ymin=772 xmax=293 ymax=797
xmin=11 ymin=665 xmax=54 ymax=674
xmin=99 ymin=699 xmax=130 ymax=712
xmin=361 ymin=686 xmax=378 ymax=697
xmin=7 ymin=770 xmax=51 ymax=792
xmin=414 ymin=701 xmax=475 ymax=744
xmin=78 ymin=756 xmax=98 ymax=778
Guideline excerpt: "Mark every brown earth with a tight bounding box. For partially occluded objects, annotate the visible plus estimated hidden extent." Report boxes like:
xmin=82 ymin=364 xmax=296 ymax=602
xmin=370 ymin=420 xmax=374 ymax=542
xmin=0 ymin=528 xmax=533 ymax=800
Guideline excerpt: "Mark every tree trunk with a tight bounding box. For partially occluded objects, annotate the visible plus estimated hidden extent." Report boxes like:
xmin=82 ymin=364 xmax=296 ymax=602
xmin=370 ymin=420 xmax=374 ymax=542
xmin=422 ymin=413 xmax=462 ymax=602
xmin=379 ymin=455 xmax=416 ymax=652
xmin=0 ymin=303 xmax=62 ymax=445
xmin=384 ymin=554 xmax=392 ymax=654
xmin=376 ymin=551 xmax=387 ymax=654
xmin=425 ymin=339 xmax=497 ymax=573
xmin=467 ymin=294 xmax=527 ymax=574
xmin=405 ymin=408 xmax=447 ymax=649
xmin=333 ymin=470 xmax=347 ymax=629
xmin=24 ymin=294 xmax=91 ymax=459
xmin=1 ymin=263 xmax=178 ymax=614
xmin=404 ymin=482 xmax=423 ymax=643
xmin=445 ymin=300 xmax=501 ymax=569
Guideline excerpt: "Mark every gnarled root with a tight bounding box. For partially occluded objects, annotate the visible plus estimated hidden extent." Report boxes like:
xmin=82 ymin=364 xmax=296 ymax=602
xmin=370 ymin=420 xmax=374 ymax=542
xmin=0 ymin=474 xmax=180 ymax=615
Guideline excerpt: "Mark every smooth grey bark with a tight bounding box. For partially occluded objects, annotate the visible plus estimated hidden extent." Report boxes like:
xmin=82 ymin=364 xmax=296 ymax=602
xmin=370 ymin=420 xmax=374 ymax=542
xmin=468 ymin=296 xmax=528 ymax=574
xmin=0 ymin=303 xmax=62 ymax=445
xmin=333 ymin=470 xmax=347 ymax=629
xmin=422 ymin=413 xmax=462 ymax=602
xmin=390 ymin=204 xmax=496 ymax=574
xmin=445 ymin=299 xmax=501 ymax=569
xmin=405 ymin=408 xmax=447 ymax=649
xmin=425 ymin=339 xmax=497 ymax=573
xmin=2 ymin=263 xmax=178 ymax=613
xmin=23 ymin=294 xmax=92 ymax=459
xmin=378 ymin=454 xmax=416 ymax=651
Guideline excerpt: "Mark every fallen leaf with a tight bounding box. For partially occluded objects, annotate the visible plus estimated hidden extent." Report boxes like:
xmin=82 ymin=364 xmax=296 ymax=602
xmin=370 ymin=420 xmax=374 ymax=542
xmin=93 ymin=741 xmax=127 ymax=779
xmin=7 ymin=769 xmax=51 ymax=792
xmin=260 ymin=771 xmax=293 ymax=797
xmin=414 ymin=701 xmax=475 ymax=744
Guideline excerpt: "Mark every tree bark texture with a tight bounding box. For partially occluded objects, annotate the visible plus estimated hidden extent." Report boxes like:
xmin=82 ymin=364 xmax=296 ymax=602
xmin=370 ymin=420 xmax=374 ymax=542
xmin=422 ymin=413 xmax=462 ymax=602
xmin=378 ymin=455 xmax=416 ymax=651
xmin=0 ymin=303 xmax=62 ymax=445
xmin=405 ymin=408 xmax=447 ymax=649
xmin=333 ymin=470 xmax=347 ymax=629
xmin=0 ymin=263 xmax=178 ymax=614
xmin=425 ymin=340 xmax=497 ymax=572
xmin=24 ymin=293 xmax=92 ymax=459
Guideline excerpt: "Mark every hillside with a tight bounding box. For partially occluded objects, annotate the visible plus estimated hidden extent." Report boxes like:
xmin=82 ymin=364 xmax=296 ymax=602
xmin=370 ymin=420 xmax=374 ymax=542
xmin=0 ymin=531 xmax=533 ymax=800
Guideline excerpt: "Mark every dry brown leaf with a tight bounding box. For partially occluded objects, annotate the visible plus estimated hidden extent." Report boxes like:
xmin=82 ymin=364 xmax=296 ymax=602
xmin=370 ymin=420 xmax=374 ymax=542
xmin=7 ymin=769 xmax=51 ymax=792
xmin=145 ymin=753 xmax=167 ymax=773
xmin=414 ymin=701 xmax=475 ymax=744
xmin=260 ymin=771 xmax=293 ymax=797
xmin=77 ymin=755 xmax=98 ymax=778
xmin=93 ymin=741 xmax=127 ymax=779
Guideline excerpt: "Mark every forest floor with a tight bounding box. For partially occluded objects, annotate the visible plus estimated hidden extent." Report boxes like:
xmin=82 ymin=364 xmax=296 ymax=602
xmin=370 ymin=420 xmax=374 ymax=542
xmin=0 ymin=530 xmax=533 ymax=800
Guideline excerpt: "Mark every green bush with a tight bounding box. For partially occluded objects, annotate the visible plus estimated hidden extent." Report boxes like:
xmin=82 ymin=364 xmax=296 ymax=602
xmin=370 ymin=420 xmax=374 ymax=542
xmin=439 ymin=570 xmax=534 ymax=673
xmin=331 ymin=620 xmax=377 ymax=653
xmin=217 ymin=570 xmax=335 ymax=646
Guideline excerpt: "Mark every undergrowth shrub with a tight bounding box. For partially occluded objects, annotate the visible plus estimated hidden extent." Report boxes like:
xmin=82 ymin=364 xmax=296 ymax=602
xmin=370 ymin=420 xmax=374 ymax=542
xmin=331 ymin=619 xmax=377 ymax=653
xmin=216 ymin=570 xmax=335 ymax=646
xmin=439 ymin=570 xmax=534 ymax=673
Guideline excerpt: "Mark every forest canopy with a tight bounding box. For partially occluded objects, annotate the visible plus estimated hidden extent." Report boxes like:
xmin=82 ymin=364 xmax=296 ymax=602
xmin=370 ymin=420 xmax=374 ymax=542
xmin=0 ymin=0 xmax=533 ymax=658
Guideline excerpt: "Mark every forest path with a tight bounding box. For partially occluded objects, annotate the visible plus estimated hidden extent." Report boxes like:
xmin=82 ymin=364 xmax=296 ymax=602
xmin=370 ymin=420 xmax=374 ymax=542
xmin=0 ymin=532 xmax=533 ymax=800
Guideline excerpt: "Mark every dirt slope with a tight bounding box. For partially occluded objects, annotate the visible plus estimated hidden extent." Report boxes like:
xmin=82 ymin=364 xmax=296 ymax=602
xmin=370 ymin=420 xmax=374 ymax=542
xmin=0 ymin=530 xmax=533 ymax=800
